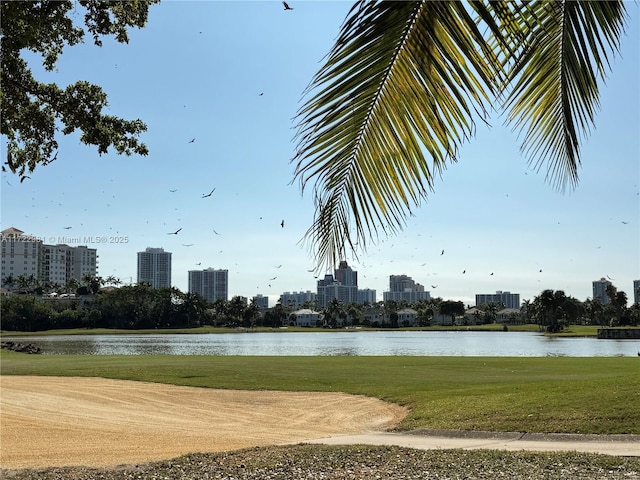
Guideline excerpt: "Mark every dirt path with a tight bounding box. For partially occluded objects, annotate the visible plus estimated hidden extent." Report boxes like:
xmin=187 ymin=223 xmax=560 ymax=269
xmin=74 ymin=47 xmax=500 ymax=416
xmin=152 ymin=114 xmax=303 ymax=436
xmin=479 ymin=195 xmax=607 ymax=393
xmin=0 ymin=376 xmax=407 ymax=469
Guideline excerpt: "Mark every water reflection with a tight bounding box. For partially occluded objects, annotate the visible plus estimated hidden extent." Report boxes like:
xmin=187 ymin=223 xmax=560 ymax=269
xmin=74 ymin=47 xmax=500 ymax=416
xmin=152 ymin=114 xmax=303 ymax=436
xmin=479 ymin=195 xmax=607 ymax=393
xmin=4 ymin=331 xmax=639 ymax=357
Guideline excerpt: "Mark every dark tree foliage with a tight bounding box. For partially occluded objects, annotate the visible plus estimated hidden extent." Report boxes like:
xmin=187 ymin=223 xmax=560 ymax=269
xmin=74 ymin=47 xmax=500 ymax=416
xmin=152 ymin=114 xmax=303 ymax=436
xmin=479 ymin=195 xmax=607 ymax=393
xmin=0 ymin=0 xmax=159 ymax=178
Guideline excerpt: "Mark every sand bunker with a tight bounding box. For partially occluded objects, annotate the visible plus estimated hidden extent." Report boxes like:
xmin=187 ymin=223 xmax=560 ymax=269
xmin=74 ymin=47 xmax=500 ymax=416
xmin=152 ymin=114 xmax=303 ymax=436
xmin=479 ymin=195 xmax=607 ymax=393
xmin=0 ymin=376 xmax=407 ymax=469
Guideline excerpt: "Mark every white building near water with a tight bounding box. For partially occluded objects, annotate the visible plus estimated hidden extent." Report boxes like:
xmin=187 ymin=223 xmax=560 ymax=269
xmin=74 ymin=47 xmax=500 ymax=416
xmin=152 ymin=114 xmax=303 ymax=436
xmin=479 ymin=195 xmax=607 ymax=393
xmin=291 ymin=308 xmax=322 ymax=327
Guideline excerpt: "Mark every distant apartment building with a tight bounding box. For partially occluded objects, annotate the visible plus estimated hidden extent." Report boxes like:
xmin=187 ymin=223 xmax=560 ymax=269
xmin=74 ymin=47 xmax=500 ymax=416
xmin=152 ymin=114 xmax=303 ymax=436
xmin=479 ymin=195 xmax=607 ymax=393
xmin=280 ymin=291 xmax=316 ymax=309
xmin=335 ymin=260 xmax=357 ymax=287
xmin=316 ymin=260 xmax=360 ymax=308
xmin=475 ymin=290 xmax=520 ymax=309
xmin=188 ymin=268 xmax=228 ymax=302
xmin=1 ymin=227 xmax=43 ymax=283
xmin=633 ymin=280 xmax=640 ymax=305
xmin=43 ymin=244 xmax=98 ymax=286
xmin=1 ymin=227 xmax=97 ymax=287
xmin=252 ymin=294 xmax=269 ymax=309
xmin=357 ymin=288 xmax=377 ymax=305
xmin=137 ymin=247 xmax=171 ymax=289
xmin=592 ymin=277 xmax=612 ymax=304
xmin=383 ymin=274 xmax=430 ymax=303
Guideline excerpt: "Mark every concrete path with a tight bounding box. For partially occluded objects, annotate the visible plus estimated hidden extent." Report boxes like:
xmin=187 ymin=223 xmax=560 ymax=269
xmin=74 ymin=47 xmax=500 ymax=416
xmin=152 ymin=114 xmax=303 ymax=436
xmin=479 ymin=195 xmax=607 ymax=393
xmin=306 ymin=430 xmax=640 ymax=457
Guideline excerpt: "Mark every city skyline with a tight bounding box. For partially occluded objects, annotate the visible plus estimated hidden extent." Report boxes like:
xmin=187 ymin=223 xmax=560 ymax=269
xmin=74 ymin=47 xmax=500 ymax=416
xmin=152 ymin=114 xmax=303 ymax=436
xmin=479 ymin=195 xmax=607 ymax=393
xmin=4 ymin=226 xmax=638 ymax=312
xmin=1 ymin=2 xmax=638 ymax=307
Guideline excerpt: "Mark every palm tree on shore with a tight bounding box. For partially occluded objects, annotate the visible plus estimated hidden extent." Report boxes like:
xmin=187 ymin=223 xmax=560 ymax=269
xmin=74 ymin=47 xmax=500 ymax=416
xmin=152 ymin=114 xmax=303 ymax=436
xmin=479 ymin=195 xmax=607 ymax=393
xmin=292 ymin=1 xmax=628 ymax=269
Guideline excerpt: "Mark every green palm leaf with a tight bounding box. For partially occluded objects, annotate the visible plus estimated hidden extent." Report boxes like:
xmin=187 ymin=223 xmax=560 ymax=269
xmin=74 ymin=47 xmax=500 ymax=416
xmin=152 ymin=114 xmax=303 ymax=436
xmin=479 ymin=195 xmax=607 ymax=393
xmin=292 ymin=1 xmax=504 ymax=270
xmin=504 ymin=0 xmax=627 ymax=191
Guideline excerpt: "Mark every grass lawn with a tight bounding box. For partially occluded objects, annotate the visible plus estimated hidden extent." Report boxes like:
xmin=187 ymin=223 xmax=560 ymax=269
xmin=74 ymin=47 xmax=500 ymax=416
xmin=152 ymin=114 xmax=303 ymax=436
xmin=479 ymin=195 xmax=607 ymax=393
xmin=2 ymin=351 xmax=638 ymax=435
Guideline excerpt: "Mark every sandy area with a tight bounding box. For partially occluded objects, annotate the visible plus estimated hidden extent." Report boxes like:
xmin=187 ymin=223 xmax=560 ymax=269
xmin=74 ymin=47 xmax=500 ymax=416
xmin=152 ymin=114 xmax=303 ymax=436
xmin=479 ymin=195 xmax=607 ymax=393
xmin=0 ymin=376 xmax=407 ymax=469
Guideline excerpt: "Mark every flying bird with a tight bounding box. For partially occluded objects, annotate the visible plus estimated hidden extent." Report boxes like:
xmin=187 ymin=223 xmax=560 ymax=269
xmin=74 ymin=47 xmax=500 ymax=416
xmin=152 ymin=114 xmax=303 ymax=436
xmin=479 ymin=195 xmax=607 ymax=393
xmin=462 ymin=270 xmax=466 ymax=274
xmin=196 ymin=262 xmax=201 ymax=266
xmin=169 ymin=189 xmax=177 ymax=192
xmin=281 ymin=220 xmax=285 ymax=228
xmin=63 ymin=226 xmax=72 ymax=230
xmin=440 ymin=249 xmax=445 ymax=255
xmin=20 ymin=176 xmax=30 ymax=183
xmin=188 ymin=138 xmax=195 ymax=143
xmin=168 ymin=228 xmax=182 ymax=235
xmin=490 ymin=272 xmax=494 ymax=276
xmin=275 ymin=265 xmax=282 ymax=268
xmin=622 ymin=221 xmax=629 ymax=224
xmin=431 ymin=285 xmax=438 ymax=289
xmin=213 ymin=229 xmax=220 ymax=235
xmin=182 ymin=244 xmax=194 ymax=247
xmin=269 ymin=276 xmax=277 ymax=281
xmin=282 ymin=1 xmax=293 ymax=10
xmin=202 ymin=188 xmax=216 ymax=198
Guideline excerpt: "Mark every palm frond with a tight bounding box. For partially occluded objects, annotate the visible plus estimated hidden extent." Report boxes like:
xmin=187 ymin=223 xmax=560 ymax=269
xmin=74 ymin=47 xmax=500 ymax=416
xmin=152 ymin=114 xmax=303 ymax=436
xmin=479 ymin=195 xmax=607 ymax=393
xmin=504 ymin=0 xmax=627 ymax=191
xmin=292 ymin=0 xmax=503 ymax=271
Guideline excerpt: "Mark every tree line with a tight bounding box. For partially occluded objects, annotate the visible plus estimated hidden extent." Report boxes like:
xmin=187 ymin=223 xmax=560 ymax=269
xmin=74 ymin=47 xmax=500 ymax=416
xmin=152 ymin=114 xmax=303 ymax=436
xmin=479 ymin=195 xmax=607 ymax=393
xmin=1 ymin=274 xmax=638 ymax=332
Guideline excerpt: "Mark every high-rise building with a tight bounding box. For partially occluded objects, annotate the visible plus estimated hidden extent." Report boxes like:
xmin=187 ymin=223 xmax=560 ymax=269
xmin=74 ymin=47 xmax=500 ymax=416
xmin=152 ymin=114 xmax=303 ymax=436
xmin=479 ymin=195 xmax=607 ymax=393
xmin=42 ymin=244 xmax=98 ymax=286
xmin=475 ymin=291 xmax=520 ymax=309
xmin=592 ymin=277 xmax=612 ymax=304
xmin=317 ymin=261 xmax=359 ymax=308
xmin=335 ymin=260 xmax=357 ymax=287
xmin=1 ymin=227 xmax=43 ymax=283
xmin=281 ymin=291 xmax=316 ymax=309
xmin=357 ymin=288 xmax=377 ymax=305
xmin=251 ymin=294 xmax=269 ymax=309
xmin=1 ymin=227 xmax=97 ymax=287
xmin=137 ymin=247 xmax=171 ymax=289
xmin=634 ymin=280 xmax=640 ymax=305
xmin=188 ymin=268 xmax=228 ymax=302
xmin=383 ymin=274 xmax=430 ymax=303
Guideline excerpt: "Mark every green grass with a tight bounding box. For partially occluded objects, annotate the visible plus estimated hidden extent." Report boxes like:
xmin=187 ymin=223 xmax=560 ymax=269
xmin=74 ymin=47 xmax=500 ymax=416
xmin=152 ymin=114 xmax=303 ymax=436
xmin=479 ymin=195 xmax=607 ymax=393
xmin=2 ymin=351 xmax=638 ymax=434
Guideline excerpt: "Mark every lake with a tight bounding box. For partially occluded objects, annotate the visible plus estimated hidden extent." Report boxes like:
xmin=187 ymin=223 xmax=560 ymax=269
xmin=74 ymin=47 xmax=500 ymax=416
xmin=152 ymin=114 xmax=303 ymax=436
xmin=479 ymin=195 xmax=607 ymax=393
xmin=4 ymin=331 xmax=640 ymax=356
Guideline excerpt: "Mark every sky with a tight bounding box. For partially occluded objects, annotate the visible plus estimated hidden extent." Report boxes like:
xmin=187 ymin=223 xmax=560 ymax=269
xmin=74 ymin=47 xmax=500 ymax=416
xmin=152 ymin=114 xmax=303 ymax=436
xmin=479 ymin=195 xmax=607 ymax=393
xmin=1 ymin=1 xmax=639 ymax=307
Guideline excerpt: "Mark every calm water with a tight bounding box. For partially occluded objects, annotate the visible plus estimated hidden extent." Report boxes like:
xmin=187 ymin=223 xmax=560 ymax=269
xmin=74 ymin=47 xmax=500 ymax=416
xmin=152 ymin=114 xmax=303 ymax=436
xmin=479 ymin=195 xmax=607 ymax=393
xmin=4 ymin=331 xmax=640 ymax=356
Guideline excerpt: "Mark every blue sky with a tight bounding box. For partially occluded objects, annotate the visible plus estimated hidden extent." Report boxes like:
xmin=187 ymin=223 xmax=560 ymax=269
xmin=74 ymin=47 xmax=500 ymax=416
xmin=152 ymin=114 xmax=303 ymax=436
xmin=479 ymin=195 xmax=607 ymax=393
xmin=2 ymin=1 xmax=638 ymax=307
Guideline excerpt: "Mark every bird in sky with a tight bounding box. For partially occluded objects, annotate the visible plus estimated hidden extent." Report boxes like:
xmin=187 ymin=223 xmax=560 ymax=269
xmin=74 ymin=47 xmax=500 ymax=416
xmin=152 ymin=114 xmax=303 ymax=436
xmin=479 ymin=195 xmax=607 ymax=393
xmin=63 ymin=226 xmax=72 ymax=229
xmin=282 ymin=1 xmax=293 ymax=10
xmin=281 ymin=220 xmax=285 ymax=228
xmin=20 ymin=176 xmax=30 ymax=183
xmin=168 ymin=228 xmax=182 ymax=235
xmin=188 ymin=138 xmax=195 ymax=143
xmin=182 ymin=244 xmax=194 ymax=247
xmin=196 ymin=262 xmax=201 ymax=266
xmin=213 ymin=229 xmax=220 ymax=235
xmin=275 ymin=265 xmax=282 ymax=268
xmin=607 ymin=275 xmax=614 ymax=281
xmin=202 ymin=188 xmax=216 ymax=198
xmin=462 ymin=270 xmax=466 ymax=274
xmin=622 ymin=221 xmax=629 ymax=224
xmin=269 ymin=276 xmax=277 ymax=281
xmin=169 ymin=189 xmax=177 ymax=192
xmin=431 ymin=285 xmax=438 ymax=289
xmin=440 ymin=249 xmax=444 ymax=255
xmin=490 ymin=272 xmax=494 ymax=276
